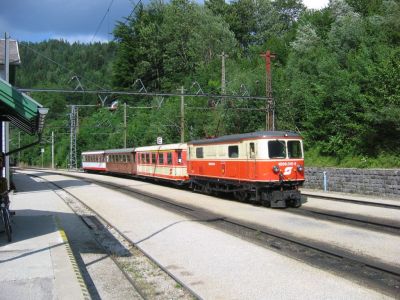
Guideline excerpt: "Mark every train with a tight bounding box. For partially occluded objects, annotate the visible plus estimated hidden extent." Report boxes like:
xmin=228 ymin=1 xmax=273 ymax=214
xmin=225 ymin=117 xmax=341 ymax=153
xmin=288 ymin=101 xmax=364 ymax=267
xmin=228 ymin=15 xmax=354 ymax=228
xmin=81 ymin=131 xmax=305 ymax=208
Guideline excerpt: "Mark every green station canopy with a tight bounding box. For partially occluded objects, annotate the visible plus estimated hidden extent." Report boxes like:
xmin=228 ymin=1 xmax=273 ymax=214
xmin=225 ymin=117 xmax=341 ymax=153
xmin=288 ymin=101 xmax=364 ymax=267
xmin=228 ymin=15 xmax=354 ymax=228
xmin=0 ymin=77 xmax=47 ymax=135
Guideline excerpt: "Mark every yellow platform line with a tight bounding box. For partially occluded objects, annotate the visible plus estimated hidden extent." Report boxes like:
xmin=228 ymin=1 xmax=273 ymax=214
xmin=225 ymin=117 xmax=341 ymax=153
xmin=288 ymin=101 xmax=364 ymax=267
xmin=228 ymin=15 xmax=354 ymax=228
xmin=55 ymin=216 xmax=91 ymax=300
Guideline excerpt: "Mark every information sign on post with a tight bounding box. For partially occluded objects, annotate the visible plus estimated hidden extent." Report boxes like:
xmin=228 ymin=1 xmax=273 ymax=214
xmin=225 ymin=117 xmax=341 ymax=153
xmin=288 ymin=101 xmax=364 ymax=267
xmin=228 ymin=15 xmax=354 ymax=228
xmin=157 ymin=137 xmax=162 ymax=145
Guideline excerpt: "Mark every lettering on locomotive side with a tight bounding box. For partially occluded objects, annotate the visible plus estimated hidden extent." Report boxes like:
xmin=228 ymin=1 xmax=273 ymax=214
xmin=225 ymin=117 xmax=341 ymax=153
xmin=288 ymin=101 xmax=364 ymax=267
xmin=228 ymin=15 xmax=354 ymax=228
xmin=208 ymin=162 xmax=216 ymax=166
xmin=278 ymin=162 xmax=297 ymax=167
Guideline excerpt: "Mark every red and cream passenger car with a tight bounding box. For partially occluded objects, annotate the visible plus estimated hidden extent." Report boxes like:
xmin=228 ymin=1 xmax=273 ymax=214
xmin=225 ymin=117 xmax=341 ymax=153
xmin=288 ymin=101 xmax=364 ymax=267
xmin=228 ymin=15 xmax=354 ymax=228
xmin=81 ymin=150 xmax=106 ymax=172
xmin=187 ymin=131 xmax=304 ymax=207
xmin=135 ymin=143 xmax=189 ymax=184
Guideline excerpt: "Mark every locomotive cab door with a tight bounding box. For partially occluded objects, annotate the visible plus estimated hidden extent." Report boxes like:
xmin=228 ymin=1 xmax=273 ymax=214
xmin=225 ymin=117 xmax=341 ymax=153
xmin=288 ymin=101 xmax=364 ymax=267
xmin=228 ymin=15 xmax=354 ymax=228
xmin=248 ymin=142 xmax=256 ymax=179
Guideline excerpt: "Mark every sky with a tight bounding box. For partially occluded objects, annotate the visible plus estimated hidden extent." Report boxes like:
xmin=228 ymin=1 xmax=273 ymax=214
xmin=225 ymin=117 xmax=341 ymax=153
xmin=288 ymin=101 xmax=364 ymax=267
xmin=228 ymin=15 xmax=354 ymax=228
xmin=0 ymin=0 xmax=330 ymax=43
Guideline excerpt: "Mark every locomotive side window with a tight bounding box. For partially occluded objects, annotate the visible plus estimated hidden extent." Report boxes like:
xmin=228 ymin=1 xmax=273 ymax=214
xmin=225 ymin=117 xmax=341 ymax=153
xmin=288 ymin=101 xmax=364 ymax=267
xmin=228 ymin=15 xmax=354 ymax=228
xmin=167 ymin=152 xmax=173 ymax=165
xmin=196 ymin=147 xmax=203 ymax=158
xmin=159 ymin=153 xmax=164 ymax=164
xmin=288 ymin=141 xmax=302 ymax=158
xmin=152 ymin=153 xmax=156 ymax=164
xmin=228 ymin=145 xmax=239 ymax=158
xmin=268 ymin=140 xmax=286 ymax=158
xmin=249 ymin=143 xmax=255 ymax=159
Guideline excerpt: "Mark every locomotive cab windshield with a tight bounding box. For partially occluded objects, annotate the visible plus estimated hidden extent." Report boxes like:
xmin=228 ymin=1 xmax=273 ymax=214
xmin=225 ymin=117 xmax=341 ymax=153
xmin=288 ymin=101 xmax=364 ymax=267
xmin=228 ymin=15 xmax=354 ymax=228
xmin=267 ymin=139 xmax=303 ymax=159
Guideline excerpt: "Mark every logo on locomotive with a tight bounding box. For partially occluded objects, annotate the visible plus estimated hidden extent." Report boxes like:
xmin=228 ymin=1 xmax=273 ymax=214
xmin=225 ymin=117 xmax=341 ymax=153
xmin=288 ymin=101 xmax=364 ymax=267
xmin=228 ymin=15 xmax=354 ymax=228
xmin=283 ymin=167 xmax=293 ymax=175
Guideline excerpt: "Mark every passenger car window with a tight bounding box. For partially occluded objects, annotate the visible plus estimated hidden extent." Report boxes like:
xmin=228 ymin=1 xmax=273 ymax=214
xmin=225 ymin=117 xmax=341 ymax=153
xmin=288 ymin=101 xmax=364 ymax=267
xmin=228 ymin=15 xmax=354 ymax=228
xmin=228 ymin=145 xmax=239 ymax=158
xmin=152 ymin=153 xmax=156 ymax=164
xmin=177 ymin=151 xmax=182 ymax=164
xmin=167 ymin=152 xmax=173 ymax=165
xmin=158 ymin=153 xmax=164 ymax=164
xmin=268 ymin=140 xmax=286 ymax=158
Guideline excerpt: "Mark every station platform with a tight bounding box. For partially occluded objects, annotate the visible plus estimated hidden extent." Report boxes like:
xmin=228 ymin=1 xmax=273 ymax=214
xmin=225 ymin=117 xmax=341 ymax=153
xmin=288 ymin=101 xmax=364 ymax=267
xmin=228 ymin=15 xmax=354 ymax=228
xmin=0 ymin=173 xmax=88 ymax=300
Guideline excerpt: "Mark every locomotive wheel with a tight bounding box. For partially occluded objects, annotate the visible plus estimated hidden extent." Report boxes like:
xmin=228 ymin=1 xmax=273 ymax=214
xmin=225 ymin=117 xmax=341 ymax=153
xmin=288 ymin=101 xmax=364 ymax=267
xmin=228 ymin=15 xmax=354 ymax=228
xmin=201 ymin=184 xmax=212 ymax=195
xmin=290 ymin=199 xmax=302 ymax=208
xmin=262 ymin=200 xmax=271 ymax=207
xmin=234 ymin=191 xmax=250 ymax=202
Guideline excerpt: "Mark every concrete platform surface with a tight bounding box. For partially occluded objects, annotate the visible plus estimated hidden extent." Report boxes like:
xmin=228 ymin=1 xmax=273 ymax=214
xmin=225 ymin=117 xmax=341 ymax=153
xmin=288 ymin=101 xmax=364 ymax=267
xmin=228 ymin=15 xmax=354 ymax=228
xmin=0 ymin=175 xmax=87 ymax=300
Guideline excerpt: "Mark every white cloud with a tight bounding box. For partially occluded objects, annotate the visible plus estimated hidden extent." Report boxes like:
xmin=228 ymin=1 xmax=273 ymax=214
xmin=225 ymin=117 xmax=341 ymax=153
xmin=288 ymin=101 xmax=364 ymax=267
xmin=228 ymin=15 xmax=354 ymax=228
xmin=302 ymin=0 xmax=329 ymax=10
xmin=51 ymin=34 xmax=110 ymax=44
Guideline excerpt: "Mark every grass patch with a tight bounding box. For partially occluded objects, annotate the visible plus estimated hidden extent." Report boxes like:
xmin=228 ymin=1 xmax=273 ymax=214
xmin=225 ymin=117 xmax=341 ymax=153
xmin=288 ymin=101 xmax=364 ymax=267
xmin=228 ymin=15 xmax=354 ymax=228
xmin=305 ymin=148 xmax=400 ymax=169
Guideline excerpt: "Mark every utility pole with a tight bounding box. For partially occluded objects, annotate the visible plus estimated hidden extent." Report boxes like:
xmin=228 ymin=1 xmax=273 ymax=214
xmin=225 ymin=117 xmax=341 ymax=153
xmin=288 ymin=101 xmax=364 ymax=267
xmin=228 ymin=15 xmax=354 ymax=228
xmin=51 ymin=131 xmax=54 ymax=169
xmin=178 ymin=86 xmax=185 ymax=143
xmin=219 ymin=51 xmax=228 ymax=95
xmin=124 ymin=102 xmax=127 ymax=148
xmin=2 ymin=32 xmax=10 ymax=187
xmin=18 ymin=131 xmax=20 ymax=166
xmin=67 ymin=104 xmax=98 ymax=169
xmin=69 ymin=105 xmax=77 ymax=169
xmin=260 ymin=50 xmax=276 ymax=131
xmin=76 ymin=107 xmax=79 ymax=134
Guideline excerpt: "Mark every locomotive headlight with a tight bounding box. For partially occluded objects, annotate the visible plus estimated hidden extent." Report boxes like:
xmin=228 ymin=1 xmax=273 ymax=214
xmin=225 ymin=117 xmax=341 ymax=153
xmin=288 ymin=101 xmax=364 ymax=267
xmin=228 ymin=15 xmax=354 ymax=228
xmin=297 ymin=164 xmax=304 ymax=172
xmin=272 ymin=165 xmax=280 ymax=174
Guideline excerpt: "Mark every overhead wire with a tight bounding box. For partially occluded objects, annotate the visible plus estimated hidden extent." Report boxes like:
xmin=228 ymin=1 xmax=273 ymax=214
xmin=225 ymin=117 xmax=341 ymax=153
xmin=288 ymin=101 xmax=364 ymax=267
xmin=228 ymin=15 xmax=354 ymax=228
xmin=124 ymin=0 xmax=143 ymax=24
xmin=91 ymin=0 xmax=116 ymax=43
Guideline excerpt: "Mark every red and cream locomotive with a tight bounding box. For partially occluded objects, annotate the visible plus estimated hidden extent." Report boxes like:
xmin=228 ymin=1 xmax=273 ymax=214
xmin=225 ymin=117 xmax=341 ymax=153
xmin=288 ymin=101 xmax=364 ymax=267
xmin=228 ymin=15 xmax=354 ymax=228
xmin=82 ymin=131 xmax=304 ymax=208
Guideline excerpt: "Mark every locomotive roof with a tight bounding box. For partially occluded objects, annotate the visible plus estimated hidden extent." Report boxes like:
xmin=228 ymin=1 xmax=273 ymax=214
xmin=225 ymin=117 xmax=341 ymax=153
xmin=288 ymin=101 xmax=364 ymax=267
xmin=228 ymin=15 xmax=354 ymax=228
xmin=104 ymin=148 xmax=135 ymax=154
xmin=189 ymin=131 xmax=302 ymax=145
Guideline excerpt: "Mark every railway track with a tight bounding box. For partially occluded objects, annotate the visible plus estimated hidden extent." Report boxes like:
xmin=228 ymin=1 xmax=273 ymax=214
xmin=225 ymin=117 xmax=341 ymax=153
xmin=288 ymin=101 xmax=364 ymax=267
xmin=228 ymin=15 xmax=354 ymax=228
xmin=301 ymin=191 xmax=400 ymax=210
xmin=286 ymin=207 xmax=400 ymax=236
xmin=22 ymin=169 xmax=400 ymax=298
